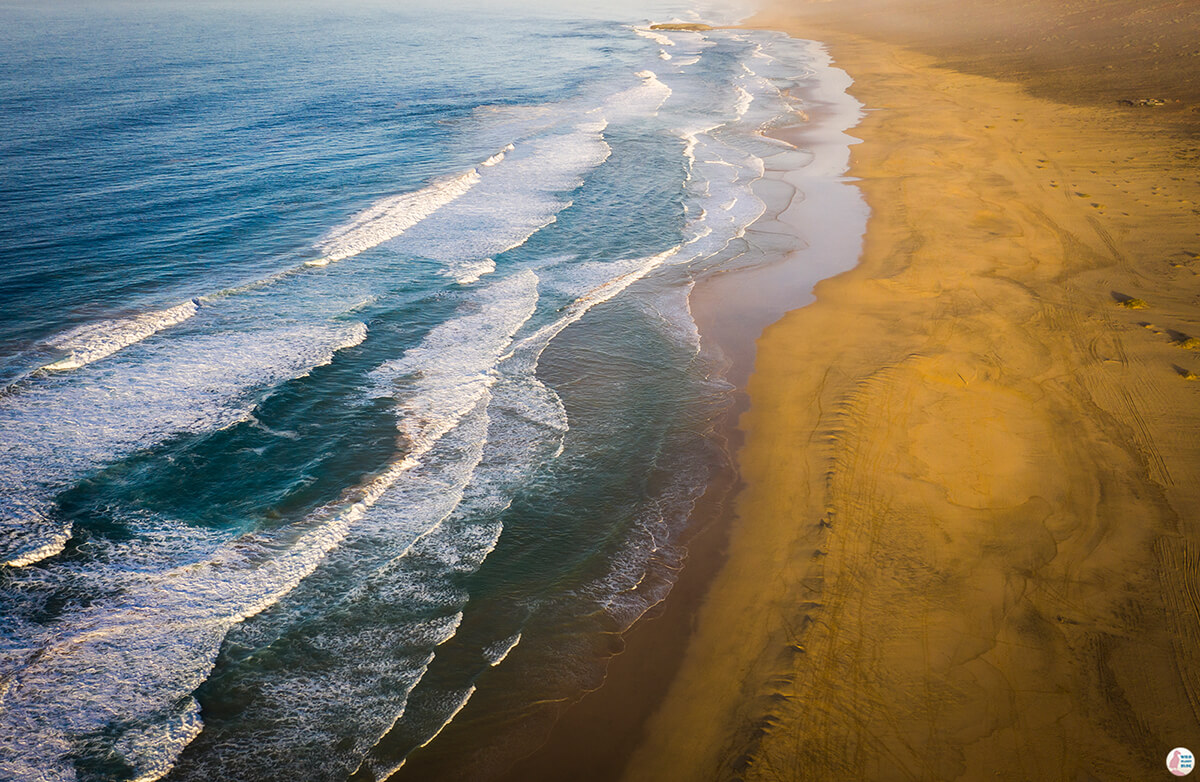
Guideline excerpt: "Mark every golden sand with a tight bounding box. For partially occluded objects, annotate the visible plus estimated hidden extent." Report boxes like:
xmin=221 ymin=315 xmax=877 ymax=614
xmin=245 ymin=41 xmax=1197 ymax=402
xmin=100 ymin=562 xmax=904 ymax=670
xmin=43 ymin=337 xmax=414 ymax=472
xmin=620 ymin=2 xmax=1200 ymax=779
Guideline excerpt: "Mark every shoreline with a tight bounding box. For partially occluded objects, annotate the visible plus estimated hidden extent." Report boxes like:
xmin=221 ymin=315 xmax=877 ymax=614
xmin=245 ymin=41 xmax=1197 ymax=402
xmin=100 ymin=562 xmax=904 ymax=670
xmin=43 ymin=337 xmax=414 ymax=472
xmin=485 ymin=37 xmax=870 ymax=782
xmin=620 ymin=3 xmax=1200 ymax=780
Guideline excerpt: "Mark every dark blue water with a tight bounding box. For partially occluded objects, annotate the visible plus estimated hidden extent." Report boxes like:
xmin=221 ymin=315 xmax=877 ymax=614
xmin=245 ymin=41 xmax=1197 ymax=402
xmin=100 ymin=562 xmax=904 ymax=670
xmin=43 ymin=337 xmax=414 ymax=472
xmin=0 ymin=1 xmax=838 ymax=779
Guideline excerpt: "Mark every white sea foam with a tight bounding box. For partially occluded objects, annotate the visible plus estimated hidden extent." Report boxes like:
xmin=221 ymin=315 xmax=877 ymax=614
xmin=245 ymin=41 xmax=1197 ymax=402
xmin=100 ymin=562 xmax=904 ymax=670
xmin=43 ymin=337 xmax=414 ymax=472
xmin=15 ymin=143 xmax=511 ymax=388
xmin=393 ymin=121 xmax=609 ymax=282
xmin=0 ymin=321 xmax=369 ymax=570
xmin=372 ymin=270 xmax=539 ymax=455
xmin=682 ymin=132 xmax=767 ymax=257
xmin=0 ymin=24 xmax=860 ymax=781
xmin=40 ymin=299 xmax=199 ymax=372
xmin=563 ymin=451 xmax=712 ymax=641
xmin=0 ymin=275 xmax=541 ymax=780
xmin=603 ymin=71 xmax=672 ymax=122
xmin=659 ymin=49 xmax=672 ymax=61
xmin=167 ymin=409 xmax=494 ymax=781
xmin=310 ymin=143 xmax=524 ymax=267
xmin=2 ymin=316 xmax=589 ymax=777
xmin=311 ymin=142 xmax=519 ymax=268
xmin=350 ymin=381 xmax=562 ymax=779
xmin=638 ymin=279 xmax=702 ymax=355
xmin=317 ymin=262 xmax=611 ymax=779
xmin=680 ymin=130 xmax=708 ymax=175
xmin=733 ymin=84 xmax=753 ymax=118
xmin=315 ymin=168 xmax=482 ymax=265
xmin=450 ymin=258 xmax=496 ymax=285
xmin=485 ymin=633 xmax=523 ymax=666
xmin=482 ymin=144 xmax=515 ymax=167
xmin=0 ymin=493 xmax=402 ymax=780
xmin=0 ymin=516 xmax=70 ymax=568
xmin=596 ymin=520 xmax=688 ymax=630
xmin=120 ymin=700 xmax=205 ymax=782
xmin=504 ymin=246 xmax=684 ymax=382
xmin=174 ymin=322 xmax=565 ymax=780
xmin=632 ymin=27 xmax=674 ymax=47
xmin=417 ymin=687 xmax=475 ymax=750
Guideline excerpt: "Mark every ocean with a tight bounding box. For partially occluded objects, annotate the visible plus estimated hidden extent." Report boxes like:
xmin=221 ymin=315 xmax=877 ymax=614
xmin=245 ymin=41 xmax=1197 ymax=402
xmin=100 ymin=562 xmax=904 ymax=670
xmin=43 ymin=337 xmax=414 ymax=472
xmin=0 ymin=1 xmax=861 ymax=779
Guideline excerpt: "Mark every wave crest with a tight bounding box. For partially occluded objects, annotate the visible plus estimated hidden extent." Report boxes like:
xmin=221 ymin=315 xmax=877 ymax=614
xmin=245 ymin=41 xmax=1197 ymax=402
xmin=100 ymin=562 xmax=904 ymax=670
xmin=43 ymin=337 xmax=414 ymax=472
xmin=41 ymin=300 xmax=199 ymax=372
xmin=314 ymin=169 xmax=483 ymax=265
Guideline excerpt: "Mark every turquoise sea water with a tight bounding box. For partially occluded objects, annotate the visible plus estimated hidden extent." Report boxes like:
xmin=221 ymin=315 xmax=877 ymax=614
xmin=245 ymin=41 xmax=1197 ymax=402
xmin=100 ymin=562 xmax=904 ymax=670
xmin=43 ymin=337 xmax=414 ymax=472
xmin=0 ymin=2 xmax=845 ymax=779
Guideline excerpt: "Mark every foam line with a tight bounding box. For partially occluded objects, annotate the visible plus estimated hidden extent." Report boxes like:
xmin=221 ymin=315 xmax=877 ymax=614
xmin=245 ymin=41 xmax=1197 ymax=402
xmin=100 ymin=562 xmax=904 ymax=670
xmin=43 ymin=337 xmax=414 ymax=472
xmin=417 ymin=687 xmax=476 ymax=749
xmin=633 ymin=27 xmax=674 ymax=47
xmin=40 ymin=299 xmax=199 ymax=372
xmin=19 ymin=144 xmax=509 ymax=380
xmin=604 ymin=71 xmax=672 ymax=121
xmin=482 ymin=144 xmax=515 ymax=167
xmin=170 ymin=352 xmax=561 ymax=780
xmin=373 ymin=270 xmax=540 ymax=457
xmin=504 ymin=246 xmax=684 ymax=377
xmin=0 ymin=517 xmax=71 ymax=568
xmin=0 ymin=274 xmax=540 ymax=779
xmin=398 ymin=122 xmax=608 ymax=282
xmin=0 ymin=400 xmax=474 ymax=782
xmin=311 ymin=144 xmax=516 ymax=266
xmin=450 ymin=258 xmax=496 ymax=285
xmin=313 ymin=168 xmax=482 ymax=266
xmin=486 ymin=633 xmax=522 ymax=666
xmin=733 ymin=84 xmax=753 ymax=119
xmin=0 ymin=321 xmax=369 ymax=571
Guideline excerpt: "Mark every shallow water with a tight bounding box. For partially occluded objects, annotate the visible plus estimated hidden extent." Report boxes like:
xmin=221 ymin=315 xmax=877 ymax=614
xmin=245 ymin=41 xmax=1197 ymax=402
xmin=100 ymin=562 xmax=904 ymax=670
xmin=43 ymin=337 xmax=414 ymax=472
xmin=0 ymin=2 xmax=857 ymax=779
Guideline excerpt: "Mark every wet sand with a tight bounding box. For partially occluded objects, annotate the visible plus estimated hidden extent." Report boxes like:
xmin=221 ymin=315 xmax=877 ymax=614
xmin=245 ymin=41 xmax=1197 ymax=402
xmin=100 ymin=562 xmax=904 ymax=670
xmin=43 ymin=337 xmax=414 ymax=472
xmin=619 ymin=1 xmax=1200 ymax=780
xmin=489 ymin=42 xmax=869 ymax=782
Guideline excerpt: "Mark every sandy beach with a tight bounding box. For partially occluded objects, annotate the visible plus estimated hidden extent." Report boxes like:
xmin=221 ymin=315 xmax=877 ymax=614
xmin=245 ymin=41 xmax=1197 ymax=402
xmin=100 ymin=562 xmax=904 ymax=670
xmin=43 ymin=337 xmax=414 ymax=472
xmin=615 ymin=1 xmax=1200 ymax=779
xmin=25 ymin=2 xmax=1200 ymax=779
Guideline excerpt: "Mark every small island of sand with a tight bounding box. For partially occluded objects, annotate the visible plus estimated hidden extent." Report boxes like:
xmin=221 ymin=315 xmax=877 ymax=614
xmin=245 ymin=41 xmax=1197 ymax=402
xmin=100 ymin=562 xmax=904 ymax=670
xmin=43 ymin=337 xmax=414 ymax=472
xmin=648 ymin=23 xmax=714 ymax=32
